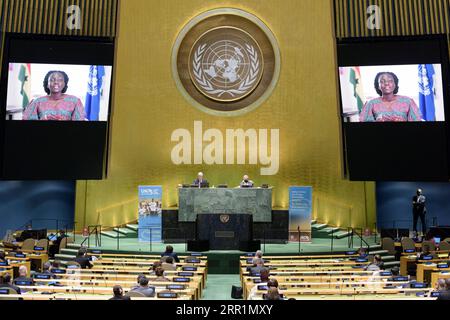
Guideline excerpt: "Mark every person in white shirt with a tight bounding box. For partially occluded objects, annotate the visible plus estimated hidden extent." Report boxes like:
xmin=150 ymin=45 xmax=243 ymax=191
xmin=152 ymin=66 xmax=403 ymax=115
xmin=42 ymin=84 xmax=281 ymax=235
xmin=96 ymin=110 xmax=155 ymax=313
xmin=138 ymin=202 xmax=147 ymax=215
xmin=149 ymin=199 xmax=157 ymax=215
xmin=248 ymin=268 xmax=270 ymax=300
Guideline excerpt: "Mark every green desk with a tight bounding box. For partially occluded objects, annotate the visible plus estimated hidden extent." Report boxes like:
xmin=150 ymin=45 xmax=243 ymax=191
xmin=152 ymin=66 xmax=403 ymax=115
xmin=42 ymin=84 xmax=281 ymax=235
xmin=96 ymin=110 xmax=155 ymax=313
xmin=178 ymin=187 xmax=273 ymax=222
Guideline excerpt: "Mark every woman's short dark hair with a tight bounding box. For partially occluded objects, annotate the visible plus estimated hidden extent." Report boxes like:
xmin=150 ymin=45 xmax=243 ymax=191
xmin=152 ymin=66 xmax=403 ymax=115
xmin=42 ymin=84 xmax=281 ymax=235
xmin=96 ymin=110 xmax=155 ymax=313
xmin=165 ymin=245 xmax=174 ymax=253
xmin=113 ymin=285 xmax=123 ymax=296
xmin=77 ymin=247 xmax=87 ymax=257
xmin=391 ymin=266 xmax=400 ymax=276
xmin=43 ymin=70 xmax=69 ymax=95
xmin=374 ymin=72 xmax=399 ymax=96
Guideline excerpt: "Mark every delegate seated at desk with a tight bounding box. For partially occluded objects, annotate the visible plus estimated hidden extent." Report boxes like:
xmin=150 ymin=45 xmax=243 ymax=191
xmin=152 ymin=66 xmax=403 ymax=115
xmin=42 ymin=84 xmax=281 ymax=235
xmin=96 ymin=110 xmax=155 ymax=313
xmin=193 ymin=172 xmax=209 ymax=188
xmin=0 ymin=252 xmax=8 ymax=266
xmin=240 ymin=175 xmax=254 ymax=188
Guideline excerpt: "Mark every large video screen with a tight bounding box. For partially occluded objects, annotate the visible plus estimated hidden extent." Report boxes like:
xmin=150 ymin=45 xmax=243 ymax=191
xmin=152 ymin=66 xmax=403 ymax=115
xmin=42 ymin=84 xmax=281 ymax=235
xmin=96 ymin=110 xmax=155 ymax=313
xmin=339 ymin=64 xmax=445 ymax=122
xmin=337 ymin=35 xmax=450 ymax=181
xmin=0 ymin=34 xmax=115 ymax=180
xmin=6 ymin=63 xmax=112 ymax=121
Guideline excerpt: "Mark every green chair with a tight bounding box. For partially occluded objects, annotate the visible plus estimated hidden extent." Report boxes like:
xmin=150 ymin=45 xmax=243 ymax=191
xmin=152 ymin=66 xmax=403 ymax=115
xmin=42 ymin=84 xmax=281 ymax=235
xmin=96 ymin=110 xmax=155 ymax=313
xmin=381 ymin=237 xmax=396 ymax=255
xmin=401 ymin=237 xmax=415 ymax=252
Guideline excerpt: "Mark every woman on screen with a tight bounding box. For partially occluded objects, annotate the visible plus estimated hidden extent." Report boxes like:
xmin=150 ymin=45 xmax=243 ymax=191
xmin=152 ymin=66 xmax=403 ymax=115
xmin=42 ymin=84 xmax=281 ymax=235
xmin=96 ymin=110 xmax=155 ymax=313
xmin=359 ymin=72 xmax=422 ymax=122
xmin=23 ymin=71 xmax=85 ymax=120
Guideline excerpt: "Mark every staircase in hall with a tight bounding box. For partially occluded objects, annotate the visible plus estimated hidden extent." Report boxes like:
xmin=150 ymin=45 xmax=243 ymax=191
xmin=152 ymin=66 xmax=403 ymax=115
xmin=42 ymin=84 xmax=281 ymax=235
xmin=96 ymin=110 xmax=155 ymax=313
xmin=100 ymin=224 xmax=139 ymax=239
xmin=54 ymin=243 xmax=82 ymax=261
xmin=100 ymin=222 xmax=161 ymax=242
xmin=310 ymin=220 xmax=399 ymax=268
xmin=53 ymin=224 xmax=138 ymax=261
xmin=311 ymin=220 xmax=352 ymax=239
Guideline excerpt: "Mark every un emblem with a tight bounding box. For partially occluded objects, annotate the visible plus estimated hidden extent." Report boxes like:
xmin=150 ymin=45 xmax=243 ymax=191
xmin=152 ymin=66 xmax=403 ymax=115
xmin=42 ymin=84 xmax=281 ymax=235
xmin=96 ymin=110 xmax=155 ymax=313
xmin=172 ymin=8 xmax=280 ymax=116
xmin=220 ymin=214 xmax=230 ymax=224
xmin=189 ymin=27 xmax=263 ymax=102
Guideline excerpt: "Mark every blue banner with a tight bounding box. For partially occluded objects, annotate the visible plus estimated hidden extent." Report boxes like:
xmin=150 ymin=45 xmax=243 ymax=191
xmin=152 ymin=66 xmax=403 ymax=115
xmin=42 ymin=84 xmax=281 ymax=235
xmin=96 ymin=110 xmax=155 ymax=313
xmin=289 ymin=186 xmax=312 ymax=242
xmin=138 ymin=186 xmax=162 ymax=242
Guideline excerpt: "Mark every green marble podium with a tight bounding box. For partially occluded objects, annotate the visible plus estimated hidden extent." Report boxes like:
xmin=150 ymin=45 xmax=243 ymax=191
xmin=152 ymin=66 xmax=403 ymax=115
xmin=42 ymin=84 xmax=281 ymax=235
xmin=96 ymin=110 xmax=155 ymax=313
xmin=178 ymin=187 xmax=273 ymax=222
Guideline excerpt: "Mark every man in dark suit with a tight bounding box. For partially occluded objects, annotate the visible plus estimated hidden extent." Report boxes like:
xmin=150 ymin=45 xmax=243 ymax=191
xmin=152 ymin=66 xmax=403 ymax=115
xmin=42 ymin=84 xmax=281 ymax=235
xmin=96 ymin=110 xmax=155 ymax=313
xmin=250 ymin=258 xmax=268 ymax=275
xmin=110 ymin=285 xmax=131 ymax=300
xmin=0 ymin=251 xmax=8 ymax=265
xmin=161 ymin=245 xmax=180 ymax=263
xmin=0 ymin=273 xmax=21 ymax=294
xmin=412 ymin=188 xmax=427 ymax=236
xmin=74 ymin=248 xmax=93 ymax=269
xmin=240 ymin=175 xmax=254 ymax=188
xmin=193 ymin=172 xmax=209 ymax=188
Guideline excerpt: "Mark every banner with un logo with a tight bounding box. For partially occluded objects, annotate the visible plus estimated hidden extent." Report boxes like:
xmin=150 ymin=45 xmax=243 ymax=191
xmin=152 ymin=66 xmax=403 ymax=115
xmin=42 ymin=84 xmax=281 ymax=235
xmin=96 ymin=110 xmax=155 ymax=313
xmin=138 ymin=186 xmax=162 ymax=242
xmin=289 ymin=186 xmax=312 ymax=243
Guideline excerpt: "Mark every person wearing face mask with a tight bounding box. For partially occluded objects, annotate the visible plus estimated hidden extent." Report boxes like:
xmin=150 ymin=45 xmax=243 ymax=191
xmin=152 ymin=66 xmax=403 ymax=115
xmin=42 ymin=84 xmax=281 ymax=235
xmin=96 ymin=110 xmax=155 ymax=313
xmin=240 ymin=175 xmax=254 ymax=188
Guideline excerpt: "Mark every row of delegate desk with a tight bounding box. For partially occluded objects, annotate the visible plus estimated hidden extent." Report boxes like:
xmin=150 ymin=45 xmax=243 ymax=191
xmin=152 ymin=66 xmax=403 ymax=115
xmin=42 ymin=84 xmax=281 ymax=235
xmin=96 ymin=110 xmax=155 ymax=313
xmin=1 ymin=251 xmax=208 ymax=300
xmin=1 ymin=241 xmax=51 ymax=276
xmin=0 ymin=252 xmax=48 ymax=277
xmin=399 ymin=250 xmax=450 ymax=285
xmin=239 ymin=254 xmax=437 ymax=300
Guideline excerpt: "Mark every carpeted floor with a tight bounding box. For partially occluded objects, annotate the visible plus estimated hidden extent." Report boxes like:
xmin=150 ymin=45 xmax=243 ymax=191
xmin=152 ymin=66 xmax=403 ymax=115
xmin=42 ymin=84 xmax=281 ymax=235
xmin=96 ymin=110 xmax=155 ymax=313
xmin=202 ymin=275 xmax=242 ymax=300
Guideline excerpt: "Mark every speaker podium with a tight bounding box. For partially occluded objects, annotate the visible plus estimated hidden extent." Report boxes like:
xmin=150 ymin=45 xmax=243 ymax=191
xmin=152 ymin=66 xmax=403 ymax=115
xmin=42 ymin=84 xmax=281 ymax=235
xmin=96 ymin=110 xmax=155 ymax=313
xmin=187 ymin=240 xmax=210 ymax=252
xmin=195 ymin=213 xmax=254 ymax=250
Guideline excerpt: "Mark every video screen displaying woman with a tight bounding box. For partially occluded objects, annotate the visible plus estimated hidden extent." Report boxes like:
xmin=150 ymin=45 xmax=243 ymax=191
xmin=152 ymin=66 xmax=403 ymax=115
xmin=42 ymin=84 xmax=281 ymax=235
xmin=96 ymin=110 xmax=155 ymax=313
xmin=338 ymin=64 xmax=445 ymax=122
xmin=6 ymin=63 xmax=112 ymax=121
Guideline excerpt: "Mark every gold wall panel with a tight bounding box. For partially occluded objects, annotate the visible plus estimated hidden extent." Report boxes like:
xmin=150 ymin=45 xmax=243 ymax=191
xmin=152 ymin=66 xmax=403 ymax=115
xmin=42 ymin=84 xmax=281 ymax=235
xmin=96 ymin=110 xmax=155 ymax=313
xmin=0 ymin=0 xmax=117 ymax=36
xmin=334 ymin=0 xmax=450 ymax=40
xmin=0 ymin=0 xmax=118 ymax=80
xmin=71 ymin=0 xmax=375 ymax=231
